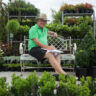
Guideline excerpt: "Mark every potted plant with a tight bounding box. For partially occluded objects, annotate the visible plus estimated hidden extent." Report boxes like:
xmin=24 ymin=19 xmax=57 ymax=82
xmin=69 ymin=17 xmax=75 ymax=25
xmin=76 ymin=3 xmax=86 ymax=13
xmin=64 ymin=17 xmax=69 ymax=25
xmin=67 ymin=4 xmax=75 ymax=13
xmin=85 ymin=3 xmax=93 ymax=13
xmin=88 ymin=41 xmax=96 ymax=78
xmin=6 ymin=20 xmax=20 ymax=35
xmin=75 ymin=50 xmax=90 ymax=78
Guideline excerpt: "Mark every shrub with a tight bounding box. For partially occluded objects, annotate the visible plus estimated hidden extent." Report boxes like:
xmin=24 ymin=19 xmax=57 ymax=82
xmin=0 ymin=77 xmax=10 ymax=96
xmin=11 ymin=72 xmax=39 ymax=96
xmin=26 ymin=72 xmax=39 ymax=96
xmin=77 ymin=32 xmax=95 ymax=51
xmin=58 ymin=74 xmax=79 ymax=96
xmin=39 ymin=72 xmax=57 ymax=96
xmin=79 ymin=76 xmax=91 ymax=96
xmin=89 ymin=41 xmax=96 ymax=66
xmin=75 ymin=50 xmax=90 ymax=67
xmin=46 ymin=22 xmax=91 ymax=39
xmin=78 ymin=22 xmax=91 ymax=38
xmin=6 ymin=20 xmax=20 ymax=35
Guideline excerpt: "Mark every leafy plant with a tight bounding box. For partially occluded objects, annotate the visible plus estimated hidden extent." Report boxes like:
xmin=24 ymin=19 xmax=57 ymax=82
xmin=79 ymin=76 xmax=91 ymax=96
xmin=0 ymin=77 xmax=10 ymax=96
xmin=75 ymin=50 xmax=90 ymax=67
xmin=58 ymin=74 xmax=79 ymax=96
xmin=6 ymin=20 xmax=20 ymax=34
xmin=39 ymin=72 xmax=57 ymax=96
xmin=89 ymin=40 xmax=96 ymax=66
xmin=77 ymin=32 xmax=95 ymax=51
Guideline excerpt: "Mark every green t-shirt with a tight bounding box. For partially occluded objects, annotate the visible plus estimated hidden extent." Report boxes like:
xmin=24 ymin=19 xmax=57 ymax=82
xmin=28 ymin=24 xmax=49 ymax=50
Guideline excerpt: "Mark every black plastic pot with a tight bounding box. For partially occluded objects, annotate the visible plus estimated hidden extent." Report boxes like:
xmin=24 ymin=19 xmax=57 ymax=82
xmin=92 ymin=66 xmax=96 ymax=78
xmin=88 ymin=66 xmax=96 ymax=78
xmin=75 ymin=66 xmax=88 ymax=78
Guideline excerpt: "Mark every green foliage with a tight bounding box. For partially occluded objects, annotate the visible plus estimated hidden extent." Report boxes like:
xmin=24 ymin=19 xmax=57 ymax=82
xmin=39 ymin=72 xmax=57 ymax=96
xmin=6 ymin=20 xmax=20 ymax=34
xmin=8 ymin=0 xmax=39 ymax=16
xmin=0 ymin=77 xmax=10 ymax=96
xmin=89 ymin=40 xmax=96 ymax=66
xmin=46 ymin=22 xmax=91 ymax=38
xmin=0 ymin=2 xmax=8 ymax=42
xmin=79 ymin=83 xmax=90 ymax=96
xmin=51 ymin=10 xmax=62 ymax=23
xmin=78 ymin=22 xmax=91 ymax=37
xmin=0 ymin=72 xmax=96 ymax=96
xmin=60 ymin=3 xmax=93 ymax=13
xmin=76 ymin=32 xmax=96 ymax=67
xmin=77 ymin=32 xmax=95 ymax=51
xmin=75 ymin=50 xmax=90 ymax=67
xmin=58 ymin=74 xmax=79 ymax=96
xmin=11 ymin=72 xmax=39 ymax=96
xmin=79 ymin=76 xmax=91 ymax=96
xmin=20 ymin=19 xmax=37 ymax=27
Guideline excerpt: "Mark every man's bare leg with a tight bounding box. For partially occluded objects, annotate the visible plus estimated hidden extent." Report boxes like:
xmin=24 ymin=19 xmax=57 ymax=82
xmin=44 ymin=52 xmax=66 ymax=75
xmin=55 ymin=54 xmax=62 ymax=74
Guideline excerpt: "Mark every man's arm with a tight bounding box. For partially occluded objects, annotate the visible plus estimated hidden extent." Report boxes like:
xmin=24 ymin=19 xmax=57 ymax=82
xmin=33 ymin=38 xmax=55 ymax=50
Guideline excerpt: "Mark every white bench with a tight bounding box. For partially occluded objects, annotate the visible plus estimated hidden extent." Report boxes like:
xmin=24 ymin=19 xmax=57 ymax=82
xmin=19 ymin=35 xmax=77 ymax=73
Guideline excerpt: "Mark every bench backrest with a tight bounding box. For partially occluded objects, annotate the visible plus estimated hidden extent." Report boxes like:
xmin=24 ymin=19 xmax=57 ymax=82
xmin=22 ymin=35 xmax=72 ymax=54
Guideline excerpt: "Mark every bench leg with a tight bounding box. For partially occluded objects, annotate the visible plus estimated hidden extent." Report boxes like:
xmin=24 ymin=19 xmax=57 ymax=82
xmin=20 ymin=60 xmax=23 ymax=75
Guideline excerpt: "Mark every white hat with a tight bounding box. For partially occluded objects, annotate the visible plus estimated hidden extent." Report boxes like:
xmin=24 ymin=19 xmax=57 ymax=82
xmin=37 ymin=13 xmax=49 ymax=21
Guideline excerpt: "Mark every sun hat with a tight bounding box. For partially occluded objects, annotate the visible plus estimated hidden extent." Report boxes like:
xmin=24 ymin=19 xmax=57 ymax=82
xmin=37 ymin=13 xmax=49 ymax=21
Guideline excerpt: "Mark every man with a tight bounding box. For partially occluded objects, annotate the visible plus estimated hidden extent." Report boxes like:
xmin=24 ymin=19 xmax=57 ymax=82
xmin=28 ymin=13 xmax=66 ymax=75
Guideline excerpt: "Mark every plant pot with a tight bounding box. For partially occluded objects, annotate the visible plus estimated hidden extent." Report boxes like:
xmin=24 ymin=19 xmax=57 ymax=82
xmin=75 ymin=66 xmax=88 ymax=78
xmin=92 ymin=66 xmax=96 ymax=78
xmin=88 ymin=66 xmax=96 ymax=78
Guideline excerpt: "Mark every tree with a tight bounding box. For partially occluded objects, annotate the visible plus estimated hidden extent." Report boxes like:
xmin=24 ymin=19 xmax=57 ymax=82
xmin=6 ymin=20 xmax=20 ymax=34
xmin=0 ymin=1 xmax=8 ymax=42
xmin=51 ymin=9 xmax=62 ymax=23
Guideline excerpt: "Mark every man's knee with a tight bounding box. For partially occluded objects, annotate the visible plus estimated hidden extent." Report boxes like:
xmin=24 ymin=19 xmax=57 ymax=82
xmin=44 ymin=52 xmax=53 ymax=59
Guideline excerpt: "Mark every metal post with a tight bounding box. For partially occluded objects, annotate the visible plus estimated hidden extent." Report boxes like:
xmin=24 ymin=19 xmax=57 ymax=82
xmin=24 ymin=35 xmax=26 ymax=54
xmin=7 ymin=12 xmax=10 ymax=45
xmin=93 ymin=11 xmax=95 ymax=39
xmin=62 ymin=11 xmax=64 ymax=25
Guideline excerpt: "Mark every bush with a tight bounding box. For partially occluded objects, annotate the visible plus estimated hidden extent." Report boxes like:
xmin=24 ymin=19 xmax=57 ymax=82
xmin=0 ymin=77 xmax=10 ymax=96
xmin=77 ymin=32 xmax=95 ymax=51
xmin=0 ymin=72 xmax=96 ymax=96
xmin=46 ymin=22 xmax=91 ymax=39
xmin=8 ymin=0 xmax=39 ymax=16
xmin=39 ymin=72 xmax=57 ymax=96
xmin=6 ymin=20 xmax=20 ymax=34
xmin=89 ymin=41 xmax=96 ymax=66
xmin=75 ymin=50 xmax=90 ymax=67
xmin=11 ymin=72 xmax=39 ymax=96
xmin=58 ymin=74 xmax=79 ymax=96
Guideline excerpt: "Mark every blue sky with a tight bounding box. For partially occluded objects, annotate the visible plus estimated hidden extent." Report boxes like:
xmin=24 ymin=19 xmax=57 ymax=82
xmin=3 ymin=0 xmax=96 ymax=22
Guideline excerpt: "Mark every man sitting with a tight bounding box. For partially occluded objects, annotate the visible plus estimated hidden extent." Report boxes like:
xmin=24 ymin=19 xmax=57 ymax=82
xmin=28 ymin=13 xmax=66 ymax=75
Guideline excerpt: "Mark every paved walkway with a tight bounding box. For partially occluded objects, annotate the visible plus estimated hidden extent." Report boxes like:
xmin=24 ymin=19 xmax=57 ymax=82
xmin=0 ymin=71 xmax=75 ymax=85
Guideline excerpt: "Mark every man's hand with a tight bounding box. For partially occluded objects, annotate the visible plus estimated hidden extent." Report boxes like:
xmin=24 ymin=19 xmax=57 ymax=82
xmin=53 ymin=33 xmax=58 ymax=38
xmin=48 ymin=45 xmax=56 ymax=50
xmin=48 ymin=31 xmax=58 ymax=38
